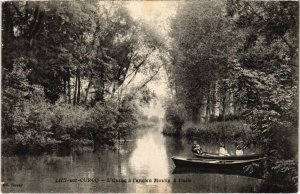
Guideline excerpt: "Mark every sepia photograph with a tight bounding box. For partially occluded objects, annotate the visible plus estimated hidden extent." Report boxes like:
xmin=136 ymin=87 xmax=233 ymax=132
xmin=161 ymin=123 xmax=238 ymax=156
xmin=1 ymin=0 xmax=298 ymax=193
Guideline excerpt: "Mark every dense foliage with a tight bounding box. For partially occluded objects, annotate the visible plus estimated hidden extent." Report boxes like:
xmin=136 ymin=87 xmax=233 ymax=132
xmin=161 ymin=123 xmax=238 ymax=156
xmin=228 ymin=1 xmax=298 ymax=190
xmin=162 ymin=99 xmax=186 ymax=136
xmin=166 ymin=0 xmax=298 ymax=190
xmin=2 ymin=64 xmax=138 ymax=155
xmin=167 ymin=0 xmax=238 ymax=123
xmin=2 ymin=0 xmax=298 ymax=190
xmin=2 ymin=1 xmax=164 ymax=154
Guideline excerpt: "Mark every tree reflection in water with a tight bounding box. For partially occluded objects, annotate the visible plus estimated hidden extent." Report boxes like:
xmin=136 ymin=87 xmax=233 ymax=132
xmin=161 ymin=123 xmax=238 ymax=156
xmin=2 ymin=127 xmax=267 ymax=193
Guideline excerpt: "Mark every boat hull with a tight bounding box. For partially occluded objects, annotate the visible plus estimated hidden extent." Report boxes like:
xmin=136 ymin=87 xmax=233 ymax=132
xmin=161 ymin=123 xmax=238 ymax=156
xmin=193 ymin=152 xmax=263 ymax=160
xmin=172 ymin=156 xmax=264 ymax=169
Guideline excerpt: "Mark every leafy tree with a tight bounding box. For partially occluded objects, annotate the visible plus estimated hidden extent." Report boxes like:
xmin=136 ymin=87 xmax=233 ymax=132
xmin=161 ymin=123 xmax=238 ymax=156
xmin=226 ymin=1 xmax=298 ymax=189
xmin=227 ymin=0 xmax=298 ymax=155
xmin=168 ymin=0 xmax=238 ymax=122
xmin=2 ymin=1 xmax=165 ymax=155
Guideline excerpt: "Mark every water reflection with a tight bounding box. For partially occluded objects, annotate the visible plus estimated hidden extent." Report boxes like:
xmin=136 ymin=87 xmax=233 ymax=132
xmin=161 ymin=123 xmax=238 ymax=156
xmin=128 ymin=128 xmax=172 ymax=192
xmin=129 ymin=129 xmax=169 ymax=177
xmin=2 ymin=126 xmax=267 ymax=193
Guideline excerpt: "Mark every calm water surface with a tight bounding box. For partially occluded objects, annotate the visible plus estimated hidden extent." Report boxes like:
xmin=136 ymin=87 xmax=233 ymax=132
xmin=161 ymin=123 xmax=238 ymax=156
xmin=2 ymin=126 xmax=265 ymax=193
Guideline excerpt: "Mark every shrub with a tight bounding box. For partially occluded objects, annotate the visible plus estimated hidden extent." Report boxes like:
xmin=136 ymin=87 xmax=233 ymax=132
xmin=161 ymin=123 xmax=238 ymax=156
xmin=163 ymin=100 xmax=186 ymax=133
xmin=2 ymin=80 xmax=140 ymax=155
xmin=86 ymin=98 xmax=138 ymax=149
xmin=162 ymin=122 xmax=181 ymax=136
xmin=87 ymin=101 xmax=119 ymax=147
xmin=209 ymin=114 xmax=241 ymax=122
xmin=271 ymin=159 xmax=298 ymax=189
xmin=3 ymin=95 xmax=139 ymax=155
xmin=139 ymin=114 xmax=148 ymax=121
xmin=259 ymin=159 xmax=298 ymax=192
xmin=118 ymin=97 xmax=138 ymax=138
xmin=51 ymin=104 xmax=91 ymax=139
xmin=149 ymin=116 xmax=159 ymax=123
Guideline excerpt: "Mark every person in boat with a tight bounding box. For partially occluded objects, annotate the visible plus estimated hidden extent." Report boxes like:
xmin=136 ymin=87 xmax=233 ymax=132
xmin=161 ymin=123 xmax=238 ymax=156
xmin=219 ymin=143 xmax=230 ymax=156
xmin=191 ymin=141 xmax=203 ymax=155
xmin=236 ymin=145 xmax=244 ymax=156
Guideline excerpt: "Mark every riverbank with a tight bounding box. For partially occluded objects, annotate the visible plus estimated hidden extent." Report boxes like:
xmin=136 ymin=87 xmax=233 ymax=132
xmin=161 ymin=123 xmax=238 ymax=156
xmin=162 ymin=120 xmax=255 ymax=146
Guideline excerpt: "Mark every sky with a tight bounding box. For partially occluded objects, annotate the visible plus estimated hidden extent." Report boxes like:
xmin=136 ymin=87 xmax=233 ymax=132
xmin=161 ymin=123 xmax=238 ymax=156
xmin=125 ymin=1 xmax=179 ymax=117
xmin=125 ymin=1 xmax=178 ymax=98
xmin=126 ymin=1 xmax=178 ymax=36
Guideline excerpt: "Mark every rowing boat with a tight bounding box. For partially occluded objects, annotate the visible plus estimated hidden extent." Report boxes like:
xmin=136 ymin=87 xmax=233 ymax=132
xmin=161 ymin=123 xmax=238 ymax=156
xmin=193 ymin=152 xmax=263 ymax=160
xmin=172 ymin=156 xmax=265 ymax=169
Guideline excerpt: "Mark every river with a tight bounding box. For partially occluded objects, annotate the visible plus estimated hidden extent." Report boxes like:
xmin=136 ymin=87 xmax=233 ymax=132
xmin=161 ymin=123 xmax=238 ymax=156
xmin=2 ymin=125 xmax=267 ymax=193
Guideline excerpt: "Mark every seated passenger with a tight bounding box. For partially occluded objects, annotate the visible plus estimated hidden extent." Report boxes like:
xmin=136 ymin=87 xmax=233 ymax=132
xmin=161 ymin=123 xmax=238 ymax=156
xmin=236 ymin=145 xmax=244 ymax=156
xmin=191 ymin=141 xmax=203 ymax=154
xmin=219 ymin=143 xmax=230 ymax=156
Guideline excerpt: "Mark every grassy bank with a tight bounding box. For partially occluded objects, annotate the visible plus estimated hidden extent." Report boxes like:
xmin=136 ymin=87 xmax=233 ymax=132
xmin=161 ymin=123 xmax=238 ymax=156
xmin=185 ymin=120 xmax=254 ymax=145
xmin=163 ymin=120 xmax=255 ymax=146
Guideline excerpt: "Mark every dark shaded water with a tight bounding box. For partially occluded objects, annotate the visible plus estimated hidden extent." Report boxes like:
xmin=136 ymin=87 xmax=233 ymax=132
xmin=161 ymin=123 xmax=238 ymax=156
xmin=2 ymin=125 xmax=268 ymax=193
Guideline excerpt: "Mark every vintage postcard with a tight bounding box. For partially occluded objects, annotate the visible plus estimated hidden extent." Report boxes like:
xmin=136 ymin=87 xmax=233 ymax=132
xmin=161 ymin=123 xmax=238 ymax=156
xmin=1 ymin=0 xmax=298 ymax=193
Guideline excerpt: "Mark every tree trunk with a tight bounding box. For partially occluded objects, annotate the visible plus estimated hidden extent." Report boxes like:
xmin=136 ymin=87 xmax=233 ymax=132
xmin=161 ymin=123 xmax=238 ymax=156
xmin=73 ymin=71 xmax=77 ymax=106
xmin=77 ymin=69 xmax=80 ymax=105
xmin=228 ymin=91 xmax=234 ymax=115
xmin=3 ymin=4 xmax=14 ymax=44
xmin=210 ymin=82 xmax=215 ymax=118
xmin=84 ymin=78 xmax=92 ymax=104
xmin=2 ymin=4 xmax=15 ymax=69
xmin=111 ymin=81 xmax=116 ymax=98
xmin=206 ymin=90 xmax=210 ymax=122
xmin=101 ymin=80 xmax=105 ymax=101
xmin=92 ymin=79 xmax=105 ymax=106
xmin=63 ymin=78 xmax=67 ymax=103
xmin=67 ymin=74 xmax=72 ymax=104
xmin=192 ymin=107 xmax=200 ymax=124
xmin=222 ymin=95 xmax=226 ymax=120
xmin=222 ymin=94 xmax=226 ymax=140
xmin=213 ymin=81 xmax=220 ymax=117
